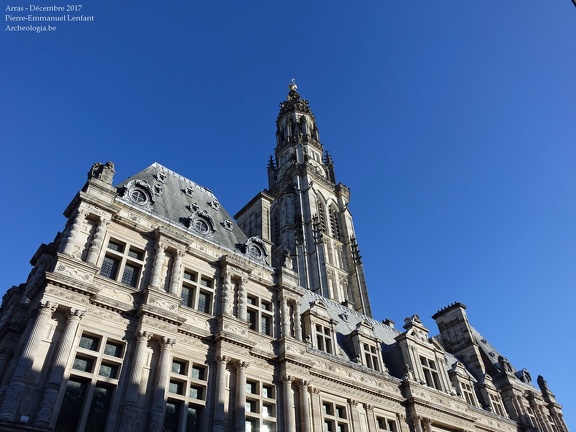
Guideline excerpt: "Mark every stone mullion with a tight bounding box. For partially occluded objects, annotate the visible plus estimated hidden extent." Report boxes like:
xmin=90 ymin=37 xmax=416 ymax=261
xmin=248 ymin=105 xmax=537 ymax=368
xmin=61 ymin=209 xmax=87 ymax=257
xmin=34 ymin=308 xmax=85 ymax=427
xmin=149 ymin=337 xmax=176 ymax=432
xmin=119 ymin=331 xmax=153 ymax=432
xmin=168 ymin=250 xmax=184 ymax=295
xmin=282 ymin=375 xmax=296 ymax=431
xmin=213 ymin=356 xmax=229 ymax=432
xmin=149 ymin=242 xmax=166 ymax=289
xmin=0 ymin=301 xmax=58 ymax=422
xmin=234 ymin=361 xmax=249 ymax=432
xmin=86 ymin=216 xmax=110 ymax=264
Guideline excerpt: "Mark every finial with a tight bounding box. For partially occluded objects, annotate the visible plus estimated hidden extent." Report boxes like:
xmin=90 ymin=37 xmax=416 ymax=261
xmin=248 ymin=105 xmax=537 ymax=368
xmin=289 ymin=78 xmax=297 ymax=92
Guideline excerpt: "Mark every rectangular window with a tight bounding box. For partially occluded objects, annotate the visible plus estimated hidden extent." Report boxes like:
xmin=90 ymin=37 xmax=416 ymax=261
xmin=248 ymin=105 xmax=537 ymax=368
xmin=79 ymin=334 xmax=100 ymax=351
xmin=104 ymin=341 xmax=123 ymax=357
xmin=99 ymin=239 xmax=144 ymax=288
xmin=316 ymin=324 xmax=333 ymax=354
xmin=420 ymin=356 xmax=442 ymax=390
xmin=377 ymin=417 xmax=398 ymax=431
xmin=98 ymin=362 xmax=119 ymax=379
xmin=73 ymin=356 xmax=95 ymax=373
xmin=322 ymin=401 xmax=349 ymax=432
xmin=180 ymin=269 xmax=214 ymax=314
xmin=245 ymin=379 xmax=276 ymax=431
xmin=363 ymin=343 xmax=380 ymax=371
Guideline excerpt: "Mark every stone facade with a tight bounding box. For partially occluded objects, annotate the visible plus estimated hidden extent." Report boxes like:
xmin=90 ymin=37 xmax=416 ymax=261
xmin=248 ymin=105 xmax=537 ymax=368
xmin=0 ymin=85 xmax=568 ymax=432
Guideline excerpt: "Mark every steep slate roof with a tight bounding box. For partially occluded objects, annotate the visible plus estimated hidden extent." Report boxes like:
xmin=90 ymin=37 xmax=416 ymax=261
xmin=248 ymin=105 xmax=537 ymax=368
xmin=115 ymin=163 xmax=249 ymax=252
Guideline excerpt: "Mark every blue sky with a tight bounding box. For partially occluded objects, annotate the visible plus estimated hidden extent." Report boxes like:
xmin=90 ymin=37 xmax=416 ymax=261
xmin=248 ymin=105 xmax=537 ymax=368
xmin=2 ymin=1 xmax=575 ymax=427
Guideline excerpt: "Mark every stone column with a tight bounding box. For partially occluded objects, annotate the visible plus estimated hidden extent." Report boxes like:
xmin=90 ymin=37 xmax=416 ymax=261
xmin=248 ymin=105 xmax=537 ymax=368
xmin=213 ymin=356 xmax=229 ymax=432
xmin=86 ymin=217 xmax=110 ymax=264
xmin=237 ymin=277 xmax=247 ymax=321
xmin=119 ymin=331 xmax=153 ymax=432
xmin=234 ymin=361 xmax=249 ymax=432
xmin=61 ymin=209 xmax=86 ymax=257
xmin=282 ymin=376 xmax=296 ymax=431
xmin=149 ymin=337 xmax=176 ymax=432
xmin=293 ymin=301 xmax=302 ymax=341
xmin=0 ymin=301 xmax=58 ymax=422
xmin=299 ymin=380 xmax=312 ymax=432
xmin=149 ymin=242 xmax=166 ymax=289
xmin=168 ymin=250 xmax=184 ymax=295
xmin=221 ymin=271 xmax=232 ymax=316
xmin=280 ymin=296 xmax=290 ymax=338
xmin=34 ymin=308 xmax=85 ymax=427
xmin=364 ymin=404 xmax=377 ymax=432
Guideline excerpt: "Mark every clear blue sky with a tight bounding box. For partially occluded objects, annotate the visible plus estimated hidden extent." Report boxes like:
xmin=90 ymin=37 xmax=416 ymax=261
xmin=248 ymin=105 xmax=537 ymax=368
xmin=2 ymin=1 xmax=575 ymax=427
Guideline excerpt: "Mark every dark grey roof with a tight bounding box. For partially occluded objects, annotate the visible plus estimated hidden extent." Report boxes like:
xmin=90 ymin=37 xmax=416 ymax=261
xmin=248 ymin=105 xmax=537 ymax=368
xmin=115 ymin=163 xmax=249 ymax=253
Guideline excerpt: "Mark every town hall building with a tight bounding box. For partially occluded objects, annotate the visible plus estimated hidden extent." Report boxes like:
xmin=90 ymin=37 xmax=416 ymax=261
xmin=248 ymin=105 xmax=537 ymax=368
xmin=0 ymin=84 xmax=568 ymax=432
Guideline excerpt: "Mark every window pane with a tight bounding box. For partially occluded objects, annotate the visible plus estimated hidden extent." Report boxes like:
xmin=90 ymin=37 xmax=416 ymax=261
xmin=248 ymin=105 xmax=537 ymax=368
xmin=186 ymin=405 xmax=202 ymax=432
xmin=181 ymin=287 xmax=193 ymax=307
xmin=73 ymin=356 xmax=94 ymax=373
xmin=121 ymin=263 xmax=139 ymax=287
xmin=55 ymin=379 xmax=87 ymax=432
xmin=189 ymin=385 xmax=204 ymax=400
xmin=104 ymin=341 xmax=123 ymax=357
xmin=107 ymin=241 xmax=124 ymax=252
xmin=128 ymin=248 xmax=143 ymax=260
xmin=98 ymin=362 xmax=119 ymax=379
xmin=79 ymin=335 xmax=99 ymax=351
xmin=100 ymin=256 xmax=119 ymax=279
xmin=191 ymin=366 xmax=205 ymax=380
xmin=164 ymin=401 xmax=181 ymax=432
xmin=198 ymin=291 xmax=211 ymax=313
xmin=85 ymin=385 xmax=113 ymax=432
xmin=172 ymin=360 xmax=186 ymax=374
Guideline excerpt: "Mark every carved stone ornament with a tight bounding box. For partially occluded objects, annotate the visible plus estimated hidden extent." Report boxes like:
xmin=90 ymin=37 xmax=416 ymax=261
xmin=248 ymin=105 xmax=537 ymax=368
xmin=88 ymin=161 xmax=115 ymax=184
xmin=119 ymin=179 xmax=156 ymax=210
xmin=188 ymin=210 xmax=215 ymax=235
xmin=243 ymin=237 xmax=267 ymax=261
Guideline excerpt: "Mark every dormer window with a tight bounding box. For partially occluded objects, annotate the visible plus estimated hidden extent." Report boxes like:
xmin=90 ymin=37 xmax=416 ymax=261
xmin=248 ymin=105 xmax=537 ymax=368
xmin=315 ymin=324 xmax=333 ymax=354
xmin=130 ymin=189 xmax=148 ymax=205
xmin=420 ymin=356 xmax=442 ymax=390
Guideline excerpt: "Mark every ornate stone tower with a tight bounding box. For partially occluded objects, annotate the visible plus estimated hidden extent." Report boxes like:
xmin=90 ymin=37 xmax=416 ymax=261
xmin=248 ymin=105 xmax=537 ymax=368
xmin=237 ymin=83 xmax=372 ymax=316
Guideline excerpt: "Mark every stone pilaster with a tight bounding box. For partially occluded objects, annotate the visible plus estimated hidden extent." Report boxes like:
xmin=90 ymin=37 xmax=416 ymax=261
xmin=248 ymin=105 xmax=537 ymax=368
xmin=34 ymin=308 xmax=85 ymax=427
xmin=348 ymin=399 xmax=362 ymax=431
xmin=293 ymin=300 xmax=302 ymax=341
xmin=149 ymin=337 xmax=176 ymax=432
xmin=168 ymin=250 xmax=184 ymax=295
xmin=61 ymin=209 xmax=86 ymax=257
xmin=364 ymin=404 xmax=377 ymax=432
xmin=237 ymin=277 xmax=247 ymax=321
xmin=234 ymin=361 xmax=249 ymax=432
xmin=221 ymin=271 xmax=232 ymax=316
xmin=119 ymin=331 xmax=152 ymax=432
xmin=299 ymin=380 xmax=312 ymax=432
xmin=86 ymin=217 xmax=110 ymax=264
xmin=280 ymin=296 xmax=290 ymax=338
xmin=0 ymin=301 xmax=58 ymax=422
xmin=282 ymin=375 xmax=296 ymax=431
xmin=149 ymin=242 xmax=166 ymax=289
xmin=213 ymin=356 xmax=229 ymax=432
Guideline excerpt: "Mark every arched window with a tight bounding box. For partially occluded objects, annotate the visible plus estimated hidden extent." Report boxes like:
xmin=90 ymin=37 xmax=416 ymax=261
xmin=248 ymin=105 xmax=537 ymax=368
xmin=329 ymin=205 xmax=341 ymax=241
xmin=316 ymin=200 xmax=326 ymax=233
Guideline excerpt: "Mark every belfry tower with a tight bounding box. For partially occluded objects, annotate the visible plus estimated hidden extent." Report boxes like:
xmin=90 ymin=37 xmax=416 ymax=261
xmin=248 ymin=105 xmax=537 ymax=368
xmin=236 ymin=83 xmax=372 ymax=316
